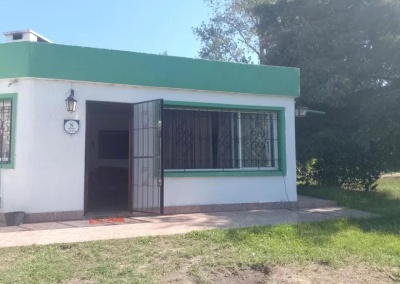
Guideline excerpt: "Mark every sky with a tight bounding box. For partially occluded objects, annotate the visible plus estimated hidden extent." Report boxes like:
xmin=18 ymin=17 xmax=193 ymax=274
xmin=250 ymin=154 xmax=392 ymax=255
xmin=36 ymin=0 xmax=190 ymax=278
xmin=1 ymin=0 xmax=211 ymax=58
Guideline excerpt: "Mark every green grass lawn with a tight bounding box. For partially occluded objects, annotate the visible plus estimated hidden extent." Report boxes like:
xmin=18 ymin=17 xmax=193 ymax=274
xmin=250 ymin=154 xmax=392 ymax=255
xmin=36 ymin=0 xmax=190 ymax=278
xmin=298 ymin=176 xmax=400 ymax=217
xmin=0 ymin=177 xmax=399 ymax=283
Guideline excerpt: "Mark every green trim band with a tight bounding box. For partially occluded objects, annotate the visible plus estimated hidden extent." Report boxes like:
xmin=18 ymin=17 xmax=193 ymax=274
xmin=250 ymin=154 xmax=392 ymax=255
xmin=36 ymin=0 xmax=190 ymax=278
xmin=0 ymin=93 xmax=17 ymax=169
xmin=164 ymin=171 xmax=284 ymax=177
xmin=164 ymin=100 xmax=285 ymax=111
xmin=164 ymin=100 xmax=287 ymax=176
xmin=278 ymin=109 xmax=286 ymax=175
xmin=0 ymin=42 xmax=300 ymax=97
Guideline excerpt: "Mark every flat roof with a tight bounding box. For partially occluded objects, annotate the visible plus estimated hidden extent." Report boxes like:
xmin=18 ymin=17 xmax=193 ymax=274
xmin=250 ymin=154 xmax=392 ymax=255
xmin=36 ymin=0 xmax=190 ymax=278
xmin=0 ymin=42 xmax=300 ymax=97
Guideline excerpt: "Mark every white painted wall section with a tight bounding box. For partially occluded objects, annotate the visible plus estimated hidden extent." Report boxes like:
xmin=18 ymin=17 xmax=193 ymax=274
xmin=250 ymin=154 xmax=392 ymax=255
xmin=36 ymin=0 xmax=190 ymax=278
xmin=0 ymin=78 xmax=297 ymax=214
xmin=164 ymin=176 xmax=295 ymax=206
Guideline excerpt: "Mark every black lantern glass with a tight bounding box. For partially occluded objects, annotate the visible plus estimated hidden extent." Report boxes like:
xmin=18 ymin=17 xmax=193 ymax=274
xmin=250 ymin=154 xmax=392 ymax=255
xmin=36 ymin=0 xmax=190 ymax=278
xmin=65 ymin=90 xmax=77 ymax=112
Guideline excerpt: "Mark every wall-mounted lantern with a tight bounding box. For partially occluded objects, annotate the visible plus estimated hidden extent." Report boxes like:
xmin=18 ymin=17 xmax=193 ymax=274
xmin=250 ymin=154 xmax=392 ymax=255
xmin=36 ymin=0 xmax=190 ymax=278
xmin=295 ymin=106 xmax=309 ymax=118
xmin=65 ymin=89 xmax=77 ymax=112
xmin=295 ymin=106 xmax=326 ymax=117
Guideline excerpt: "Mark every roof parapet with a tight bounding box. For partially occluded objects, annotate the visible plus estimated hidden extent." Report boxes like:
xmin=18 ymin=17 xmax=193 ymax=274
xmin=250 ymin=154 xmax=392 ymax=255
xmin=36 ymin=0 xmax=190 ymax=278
xmin=3 ymin=30 xmax=53 ymax=43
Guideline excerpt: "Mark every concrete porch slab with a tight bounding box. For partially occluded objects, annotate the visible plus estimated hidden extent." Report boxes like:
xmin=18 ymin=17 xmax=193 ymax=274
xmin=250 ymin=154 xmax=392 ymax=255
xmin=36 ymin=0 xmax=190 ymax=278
xmin=297 ymin=195 xmax=338 ymax=208
xmin=0 ymin=206 xmax=373 ymax=248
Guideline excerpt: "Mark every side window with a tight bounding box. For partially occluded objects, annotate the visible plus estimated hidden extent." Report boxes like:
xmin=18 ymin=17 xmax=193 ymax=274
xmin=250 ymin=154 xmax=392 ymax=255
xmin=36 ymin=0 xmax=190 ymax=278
xmin=0 ymin=94 xmax=17 ymax=169
xmin=0 ymin=100 xmax=12 ymax=164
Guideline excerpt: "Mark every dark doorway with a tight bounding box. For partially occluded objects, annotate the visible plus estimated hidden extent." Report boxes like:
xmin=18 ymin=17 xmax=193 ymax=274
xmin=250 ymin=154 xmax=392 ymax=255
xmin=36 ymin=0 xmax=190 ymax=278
xmin=85 ymin=102 xmax=131 ymax=214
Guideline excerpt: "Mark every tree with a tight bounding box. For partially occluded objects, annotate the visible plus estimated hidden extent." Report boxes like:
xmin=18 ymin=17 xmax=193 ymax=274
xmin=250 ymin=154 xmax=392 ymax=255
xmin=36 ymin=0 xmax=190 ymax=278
xmin=254 ymin=0 xmax=400 ymax=172
xmin=195 ymin=0 xmax=400 ymax=186
xmin=255 ymin=0 xmax=400 ymax=104
xmin=193 ymin=0 xmax=275 ymax=63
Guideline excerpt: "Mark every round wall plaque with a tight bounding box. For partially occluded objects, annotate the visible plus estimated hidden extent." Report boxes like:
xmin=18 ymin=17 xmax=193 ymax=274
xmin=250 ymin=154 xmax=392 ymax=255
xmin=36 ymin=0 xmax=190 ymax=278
xmin=64 ymin=119 xmax=80 ymax=135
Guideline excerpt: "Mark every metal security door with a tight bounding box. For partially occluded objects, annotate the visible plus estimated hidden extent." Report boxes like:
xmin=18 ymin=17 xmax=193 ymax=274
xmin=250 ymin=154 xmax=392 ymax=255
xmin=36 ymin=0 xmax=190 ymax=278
xmin=131 ymin=99 xmax=163 ymax=214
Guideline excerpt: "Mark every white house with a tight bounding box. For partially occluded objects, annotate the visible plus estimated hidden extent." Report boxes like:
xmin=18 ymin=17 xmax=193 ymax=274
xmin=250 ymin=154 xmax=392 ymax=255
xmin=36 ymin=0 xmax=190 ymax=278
xmin=0 ymin=30 xmax=300 ymax=223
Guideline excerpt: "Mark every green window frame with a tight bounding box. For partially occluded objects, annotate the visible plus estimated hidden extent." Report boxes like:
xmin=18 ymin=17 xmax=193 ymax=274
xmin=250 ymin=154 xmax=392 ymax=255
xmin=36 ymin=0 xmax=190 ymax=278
xmin=163 ymin=101 xmax=286 ymax=177
xmin=0 ymin=93 xmax=17 ymax=169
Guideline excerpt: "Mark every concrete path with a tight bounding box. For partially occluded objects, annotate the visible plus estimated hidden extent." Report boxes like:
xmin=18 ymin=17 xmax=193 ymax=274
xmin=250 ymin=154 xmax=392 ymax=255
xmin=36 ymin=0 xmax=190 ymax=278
xmin=0 ymin=207 xmax=373 ymax=248
xmin=382 ymin=172 xmax=400 ymax=178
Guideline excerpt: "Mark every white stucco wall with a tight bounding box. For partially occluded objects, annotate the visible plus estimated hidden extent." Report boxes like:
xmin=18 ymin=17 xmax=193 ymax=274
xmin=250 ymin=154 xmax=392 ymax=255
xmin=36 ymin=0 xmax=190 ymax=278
xmin=0 ymin=78 xmax=296 ymax=213
xmin=164 ymin=176 xmax=296 ymax=206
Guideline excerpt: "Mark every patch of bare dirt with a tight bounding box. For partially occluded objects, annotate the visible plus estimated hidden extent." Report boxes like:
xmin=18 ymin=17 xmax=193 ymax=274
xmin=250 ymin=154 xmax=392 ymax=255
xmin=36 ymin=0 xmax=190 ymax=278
xmin=209 ymin=267 xmax=268 ymax=284
xmin=62 ymin=279 xmax=95 ymax=284
xmin=266 ymin=263 xmax=399 ymax=284
xmin=163 ymin=263 xmax=399 ymax=284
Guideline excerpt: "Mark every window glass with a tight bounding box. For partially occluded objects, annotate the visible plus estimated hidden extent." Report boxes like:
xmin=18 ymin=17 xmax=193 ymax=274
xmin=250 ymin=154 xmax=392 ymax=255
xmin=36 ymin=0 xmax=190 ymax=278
xmin=164 ymin=108 xmax=278 ymax=170
xmin=164 ymin=109 xmax=237 ymax=169
xmin=0 ymin=101 xmax=12 ymax=163
xmin=240 ymin=112 xmax=278 ymax=168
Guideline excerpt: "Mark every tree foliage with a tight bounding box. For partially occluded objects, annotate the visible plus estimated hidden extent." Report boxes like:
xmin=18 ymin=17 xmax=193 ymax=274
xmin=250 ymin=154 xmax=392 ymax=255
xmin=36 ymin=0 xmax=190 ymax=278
xmin=255 ymin=0 xmax=400 ymax=106
xmin=195 ymin=0 xmax=400 ymax=181
xmin=255 ymin=0 xmax=400 ymax=173
xmin=193 ymin=0 xmax=275 ymax=63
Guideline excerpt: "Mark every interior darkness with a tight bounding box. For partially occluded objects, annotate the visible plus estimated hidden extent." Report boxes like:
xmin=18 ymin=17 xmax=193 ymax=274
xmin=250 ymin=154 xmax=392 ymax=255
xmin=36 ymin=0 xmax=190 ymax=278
xmin=86 ymin=102 xmax=131 ymax=213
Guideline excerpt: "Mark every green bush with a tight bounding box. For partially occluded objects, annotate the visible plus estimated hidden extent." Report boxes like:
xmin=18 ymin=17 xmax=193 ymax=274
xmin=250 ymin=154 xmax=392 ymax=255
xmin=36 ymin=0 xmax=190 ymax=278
xmin=297 ymin=137 xmax=381 ymax=191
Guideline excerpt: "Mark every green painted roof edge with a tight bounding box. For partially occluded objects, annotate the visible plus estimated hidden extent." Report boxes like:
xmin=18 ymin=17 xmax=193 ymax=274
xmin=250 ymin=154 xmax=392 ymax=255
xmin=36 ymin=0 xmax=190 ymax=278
xmin=0 ymin=42 xmax=300 ymax=97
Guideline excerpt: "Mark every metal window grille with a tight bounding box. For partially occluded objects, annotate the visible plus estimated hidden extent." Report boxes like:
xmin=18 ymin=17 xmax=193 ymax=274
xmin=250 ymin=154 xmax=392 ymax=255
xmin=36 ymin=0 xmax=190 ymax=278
xmin=164 ymin=108 xmax=279 ymax=171
xmin=0 ymin=101 xmax=12 ymax=164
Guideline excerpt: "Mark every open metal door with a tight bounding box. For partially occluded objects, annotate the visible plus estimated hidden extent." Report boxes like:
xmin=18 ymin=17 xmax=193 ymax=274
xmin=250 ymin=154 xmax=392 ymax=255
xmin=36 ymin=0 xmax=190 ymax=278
xmin=131 ymin=99 xmax=164 ymax=214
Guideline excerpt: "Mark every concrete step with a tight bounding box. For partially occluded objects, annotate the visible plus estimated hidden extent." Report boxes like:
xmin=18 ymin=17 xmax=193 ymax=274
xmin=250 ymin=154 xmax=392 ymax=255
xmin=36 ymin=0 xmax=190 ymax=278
xmin=297 ymin=195 xmax=338 ymax=209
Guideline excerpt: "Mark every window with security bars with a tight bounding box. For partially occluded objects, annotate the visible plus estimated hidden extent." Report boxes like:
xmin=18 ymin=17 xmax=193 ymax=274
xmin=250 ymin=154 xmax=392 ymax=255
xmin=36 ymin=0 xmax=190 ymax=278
xmin=0 ymin=101 xmax=12 ymax=164
xmin=164 ymin=108 xmax=279 ymax=170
